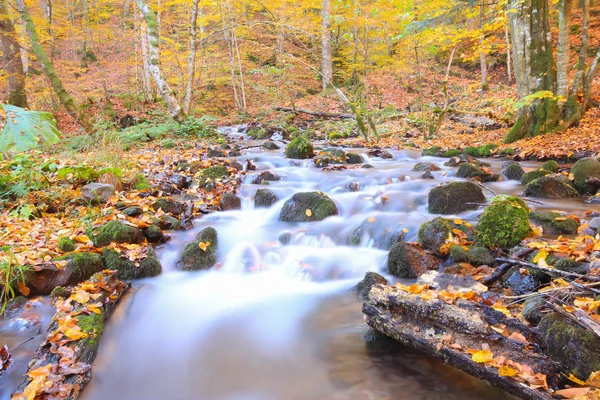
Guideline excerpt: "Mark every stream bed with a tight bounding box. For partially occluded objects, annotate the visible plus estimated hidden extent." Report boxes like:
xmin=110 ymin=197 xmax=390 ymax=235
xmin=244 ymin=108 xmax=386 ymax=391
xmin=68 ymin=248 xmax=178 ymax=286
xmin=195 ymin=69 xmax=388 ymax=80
xmin=2 ymin=130 xmax=595 ymax=399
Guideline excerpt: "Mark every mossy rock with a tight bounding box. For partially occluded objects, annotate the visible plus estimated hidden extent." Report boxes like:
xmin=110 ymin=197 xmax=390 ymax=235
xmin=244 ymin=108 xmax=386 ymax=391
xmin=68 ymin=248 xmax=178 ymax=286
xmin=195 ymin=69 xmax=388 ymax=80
xmin=285 ymin=136 xmax=315 ymax=159
xmin=346 ymin=153 xmax=364 ymax=164
xmin=353 ymin=272 xmax=388 ymax=299
xmin=50 ymin=286 xmax=71 ymax=299
xmin=418 ymin=217 xmax=475 ymax=257
xmin=57 ymin=252 xmax=105 ymax=283
xmin=91 ymin=220 xmax=144 ymax=247
xmin=521 ymin=169 xmax=551 ymax=185
xmin=219 ymin=193 xmax=241 ymax=211
xmin=498 ymin=148 xmax=515 ymax=156
xmin=529 ymin=211 xmax=579 ymax=234
xmin=539 ymin=313 xmax=600 ymax=380
xmin=254 ymin=188 xmax=278 ymax=208
xmin=422 ymin=146 xmax=442 ymax=157
xmin=524 ymin=175 xmax=579 ymax=199
xmin=428 ymin=181 xmax=486 ymax=215
xmin=540 ymin=160 xmax=559 ymax=172
xmin=123 ymin=206 xmax=143 ymax=217
xmin=503 ymin=163 xmax=524 ymax=181
xmin=279 ymin=192 xmax=338 ymax=222
xmin=476 ymin=196 xmax=532 ymax=248
xmin=58 ymin=237 xmax=76 ymax=253
xmin=328 ymin=132 xmax=345 ymax=140
xmin=521 ymin=295 xmax=546 ymax=325
xmin=441 ymin=149 xmax=462 ymax=157
xmin=546 ymin=254 xmax=588 ymax=275
xmin=198 ymin=166 xmax=230 ymax=188
xmin=350 ymin=220 xmax=403 ymax=250
xmin=463 ymin=144 xmax=498 ymax=158
xmin=176 ymin=227 xmax=218 ymax=271
xmin=152 ymin=198 xmax=184 ymax=215
xmin=102 ymin=247 xmax=162 ymax=280
xmin=132 ymin=173 xmax=151 ymax=191
xmin=262 ymin=141 xmax=280 ymax=150
xmin=387 ymin=242 xmax=441 ymax=278
xmin=143 ymin=225 xmax=164 ymax=243
xmin=456 ymin=163 xmax=499 ymax=182
xmin=413 ymin=162 xmax=440 ymax=172
xmin=449 ymin=245 xmax=494 ymax=266
xmin=571 ymin=158 xmax=600 ymax=194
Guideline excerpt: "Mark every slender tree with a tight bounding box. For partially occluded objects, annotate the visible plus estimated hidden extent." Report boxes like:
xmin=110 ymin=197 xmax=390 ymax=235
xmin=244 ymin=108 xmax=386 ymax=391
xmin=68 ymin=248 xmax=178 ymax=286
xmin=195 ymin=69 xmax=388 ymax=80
xmin=134 ymin=0 xmax=186 ymax=122
xmin=15 ymin=0 xmax=92 ymax=130
xmin=556 ymin=0 xmax=572 ymax=100
xmin=0 ymin=0 xmax=28 ymax=108
xmin=321 ymin=0 xmax=333 ymax=90
xmin=184 ymin=0 xmax=201 ymax=114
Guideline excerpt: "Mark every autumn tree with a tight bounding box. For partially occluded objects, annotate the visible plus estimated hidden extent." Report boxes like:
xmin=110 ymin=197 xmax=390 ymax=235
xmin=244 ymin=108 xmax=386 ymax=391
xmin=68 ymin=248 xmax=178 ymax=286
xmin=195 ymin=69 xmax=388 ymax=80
xmin=321 ymin=0 xmax=333 ymax=90
xmin=0 ymin=0 xmax=28 ymax=108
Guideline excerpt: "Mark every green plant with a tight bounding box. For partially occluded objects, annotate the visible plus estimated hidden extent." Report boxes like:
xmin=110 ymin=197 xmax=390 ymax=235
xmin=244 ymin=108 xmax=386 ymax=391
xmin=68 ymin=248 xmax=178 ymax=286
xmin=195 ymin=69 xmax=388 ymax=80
xmin=0 ymin=104 xmax=60 ymax=154
xmin=0 ymin=252 xmax=29 ymax=313
xmin=0 ymin=153 xmax=51 ymax=202
xmin=57 ymin=165 xmax=123 ymax=183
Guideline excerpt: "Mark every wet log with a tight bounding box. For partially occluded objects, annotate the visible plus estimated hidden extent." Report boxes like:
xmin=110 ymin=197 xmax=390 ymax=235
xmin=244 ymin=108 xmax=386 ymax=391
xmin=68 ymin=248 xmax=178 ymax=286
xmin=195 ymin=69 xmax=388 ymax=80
xmin=497 ymin=257 xmax=600 ymax=283
xmin=363 ymin=284 xmax=558 ymax=400
xmin=274 ymin=106 xmax=354 ymax=119
xmin=12 ymin=270 xmax=130 ymax=400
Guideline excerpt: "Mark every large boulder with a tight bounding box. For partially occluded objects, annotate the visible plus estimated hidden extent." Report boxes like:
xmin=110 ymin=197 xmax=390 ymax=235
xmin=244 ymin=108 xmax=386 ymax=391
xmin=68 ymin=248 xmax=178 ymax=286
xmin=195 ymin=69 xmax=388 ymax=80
xmin=571 ymin=157 xmax=600 ymax=194
xmin=102 ymin=247 xmax=162 ymax=280
xmin=503 ymin=163 xmax=524 ymax=181
xmin=81 ymin=183 xmax=115 ymax=204
xmin=521 ymin=169 xmax=551 ymax=185
xmin=252 ymin=171 xmax=280 ymax=184
xmin=285 ymin=136 xmax=315 ymax=159
xmin=254 ymin=188 xmax=278 ymax=208
xmin=539 ymin=313 xmax=600 ymax=380
xmin=387 ymin=242 xmax=441 ymax=278
xmin=540 ymin=160 xmax=559 ymax=173
xmin=524 ymin=175 xmax=578 ymax=198
xmin=418 ymin=217 xmax=476 ymax=257
xmin=346 ymin=153 xmax=364 ymax=164
xmin=353 ymin=272 xmax=388 ymax=299
xmin=90 ymin=221 xmax=144 ymax=247
xmin=413 ymin=162 xmax=440 ymax=172
xmin=476 ymin=196 xmax=532 ymax=248
xmin=279 ymin=192 xmax=338 ymax=222
xmin=449 ymin=245 xmax=494 ymax=266
xmin=176 ymin=227 xmax=218 ymax=271
xmin=25 ymin=252 xmax=105 ymax=296
xmin=428 ymin=181 xmax=486 ymax=214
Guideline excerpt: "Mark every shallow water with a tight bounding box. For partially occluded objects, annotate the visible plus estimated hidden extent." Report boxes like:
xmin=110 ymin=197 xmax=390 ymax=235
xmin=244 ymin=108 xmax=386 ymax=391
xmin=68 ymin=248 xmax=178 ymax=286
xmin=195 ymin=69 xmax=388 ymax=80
xmin=2 ymin=131 xmax=595 ymax=399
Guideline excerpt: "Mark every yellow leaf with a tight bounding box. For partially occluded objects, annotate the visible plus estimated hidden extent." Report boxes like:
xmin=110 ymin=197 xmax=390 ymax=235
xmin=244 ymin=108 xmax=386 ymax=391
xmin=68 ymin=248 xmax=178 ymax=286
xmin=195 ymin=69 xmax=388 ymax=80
xmin=367 ymin=217 xmax=376 ymax=223
xmin=498 ymin=365 xmax=518 ymax=377
xmin=588 ymin=370 xmax=600 ymax=387
xmin=565 ymin=373 xmax=587 ymax=386
xmin=532 ymin=250 xmax=548 ymax=264
xmin=472 ymin=349 xmax=494 ymax=363
xmin=64 ymin=328 xmax=88 ymax=340
xmin=402 ymin=228 xmax=409 ymax=233
xmin=554 ymin=387 xmax=590 ymax=399
xmin=453 ymin=218 xmax=463 ymax=225
xmin=199 ymin=242 xmax=207 ymax=251
xmin=305 ymin=209 xmax=312 ymax=217
xmin=492 ymin=303 xmax=512 ymax=317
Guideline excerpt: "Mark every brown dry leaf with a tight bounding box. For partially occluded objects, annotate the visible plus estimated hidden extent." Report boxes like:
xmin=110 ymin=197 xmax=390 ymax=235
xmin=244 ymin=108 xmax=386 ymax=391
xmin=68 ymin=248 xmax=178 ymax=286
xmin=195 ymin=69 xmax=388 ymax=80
xmin=555 ymin=387 xmax=591 ymax=399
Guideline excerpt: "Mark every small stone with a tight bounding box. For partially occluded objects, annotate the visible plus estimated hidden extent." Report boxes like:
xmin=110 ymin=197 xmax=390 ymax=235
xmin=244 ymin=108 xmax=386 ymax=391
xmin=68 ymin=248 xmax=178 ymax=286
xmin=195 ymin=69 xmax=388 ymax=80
xmin=354 ymin=272 xmax=388 ymax=299
xmin=219 ymin=193 xmax=242 ymax=211
xmin=255 ymin=189 xmax=278 ymax=208
xmin=81 ymin=183 xmax=115 ymax=204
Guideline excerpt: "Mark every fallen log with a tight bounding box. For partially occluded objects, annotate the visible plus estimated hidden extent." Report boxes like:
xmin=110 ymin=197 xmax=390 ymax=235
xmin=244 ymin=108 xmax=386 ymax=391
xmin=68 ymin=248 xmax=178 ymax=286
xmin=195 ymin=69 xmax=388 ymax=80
xmin=12 ymin=270 xmax=130 ymax=400
xmin=497 ymin=257 xmax=600 ymax=283
xmin=274 ymin=106 xmax=354 ymax=119
xmin=363 ymin=283 xmax=558 ymax=400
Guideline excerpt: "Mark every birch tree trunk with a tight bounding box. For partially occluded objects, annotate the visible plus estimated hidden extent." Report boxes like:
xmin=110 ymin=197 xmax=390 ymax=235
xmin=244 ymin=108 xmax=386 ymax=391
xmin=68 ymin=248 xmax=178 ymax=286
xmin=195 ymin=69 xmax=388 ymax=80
xmin=505 ymin=16 xmax=512 ymax=83
xmin=556 ymin=0 xmax=572 ymax=100
xmin=504 ymin=0 xmax=558 ymax=144
xmin=479 ymin=0 xmax=487 ymax=89
xmin=184 ymin=0 xmax=200 ymax=114
xmin=15 ymin=0 xmax=93 ymax=131
xmin=321 ymin=0 xmax=333 ymax=90
xmin=0 ymin=1 xmax=28 ymax=108
xmin=140 ymin=15 xmax=154 ymax=100
xmin=134 ymin=0 xmax=186 ymax=122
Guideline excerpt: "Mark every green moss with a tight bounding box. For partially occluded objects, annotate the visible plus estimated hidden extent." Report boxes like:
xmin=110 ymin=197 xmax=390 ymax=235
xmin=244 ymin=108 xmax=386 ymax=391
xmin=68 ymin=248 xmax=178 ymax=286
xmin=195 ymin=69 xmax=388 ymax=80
xmin=161 ymin=138 xmax=176 ymax=149
xmin=428 ymin=181 xmax=486 ymax=215
xmin=449 ymin=245 xmax=494 ymax=266
xmin=477 ymin=196 xmax=532 ymax=248
xmin=132 ymin=173 xmax=151 ymax=191
xmin=328 ymin=132 xmax=346 ymax=140
xmin=58 ymin=237 xmax=76 ymax=253
xmin=499 ymin=148 xmax=515 ymax=156
xmin=422 ymin=146 xmax=442 ymax=156
xmin=102 ymin=248 xmax=162 ymax=280
xmin=418 ymin=217 xmax=475 ymax=257
xmin=463 ymin=144 xmax=498 ymax=158
xmin=521 ymin=169 xmax=551 ymax=185
xmin=91 ymin=220 xmax=143 ymax=247
xmin=56 ymin=252 xmax=104 ymax=283
xmin=177 ymin=227 xmax=218 ymax=271
xmin=285 ymin=136 xmax=315 ymax=159
xmin=540 ymin=160 xmax=559 ymax=172
xmin=546 ymin=254 xmax=587 ymax=274
xmin=77 ymin=312 xmax=104 ymax=347
xmin=441 ymin=149 xmax=462 ymax=157
xmin=539 ymin=313 xmax=600 ymax=380
xmin=571 ymin=158 xmax=600 ymax=194
xmin=199 ymin=166 xmax=229 ymax=187
xmin=50 ymin=286 xmax=70 ymax=299
xmin=503 ymin=163 xmax=525 ymax=180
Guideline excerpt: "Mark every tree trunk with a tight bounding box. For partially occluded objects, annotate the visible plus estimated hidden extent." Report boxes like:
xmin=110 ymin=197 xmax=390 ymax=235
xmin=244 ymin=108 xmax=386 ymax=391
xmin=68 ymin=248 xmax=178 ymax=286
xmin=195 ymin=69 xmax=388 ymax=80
xmin=15 ymin=0 xmax=92 ymax=131
xmin=184 ymin=0 xmax=200 ymax=114
xmin=479 ymin=0 xmax=487 ymax=90
xmin=0 ymin=1 xmax=28 ymax=108
xmin=556 ymin=0 xmax=571 ymax=100
xmin=134 ymin=0 xmax=186 ymax=123
xmin=321 ymin=0 xmax=333 ymax=90
xmin=505 ymin=13 xmax=512 ymax=83
xmin=504 ymin=0 xmax=558 ymax=144
xmin=139 ymin=13 xmax=154 ymax=101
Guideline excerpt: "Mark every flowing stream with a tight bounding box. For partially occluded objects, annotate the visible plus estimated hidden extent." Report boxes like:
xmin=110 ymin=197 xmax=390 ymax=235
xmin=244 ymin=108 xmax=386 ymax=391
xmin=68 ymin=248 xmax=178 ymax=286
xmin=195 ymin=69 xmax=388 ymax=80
xmin=2 ymin=129 xmax=594 ymax=399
